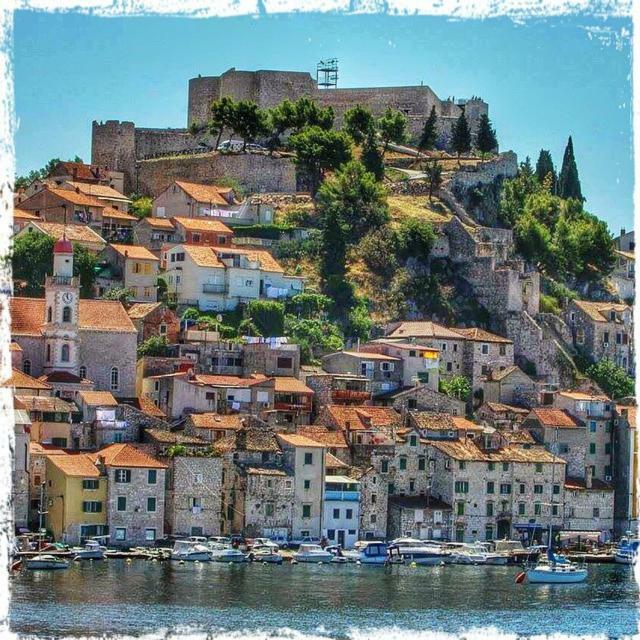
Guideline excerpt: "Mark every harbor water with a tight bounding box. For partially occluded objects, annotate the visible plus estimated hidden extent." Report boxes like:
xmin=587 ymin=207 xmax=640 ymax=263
xmin=10 ymin=560 xmax=639 ymax=638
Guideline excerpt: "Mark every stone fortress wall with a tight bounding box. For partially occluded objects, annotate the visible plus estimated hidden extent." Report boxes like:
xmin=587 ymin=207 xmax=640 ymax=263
xmin=92 ymin=67 xmax=489 ymax=193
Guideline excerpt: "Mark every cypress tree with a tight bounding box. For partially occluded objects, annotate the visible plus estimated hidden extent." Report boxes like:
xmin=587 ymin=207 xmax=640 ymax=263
xmin=535 ymin=149 xmax=557 ymax=192
xmin=361 ymin=133 xmax=385 ymax=181
xmin=451 ymin=111 xmax=471 ymax=164
xmin=476 ymin=113 xmax=498 ymax=161
xmin=558 ymin=136 xmax=584 ymax=201
xmin=419 ymin=105 xmax=438 ymax=153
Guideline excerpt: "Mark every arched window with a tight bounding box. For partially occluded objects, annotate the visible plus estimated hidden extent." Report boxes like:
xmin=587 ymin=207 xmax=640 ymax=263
xmin=47 ymin=307 xmax=52 ymax=322
xmin=61 ymin=344 xmax=70 ymax=362
xmin=23 ymin=359 xmax=31 ymax=376
xmin=62 ymin=306 xmax=72 ymax=323
xmin=79 ymin=365 xmax=87 ymax=380
xmin=110 ymin=367 xmax=119 ymax=391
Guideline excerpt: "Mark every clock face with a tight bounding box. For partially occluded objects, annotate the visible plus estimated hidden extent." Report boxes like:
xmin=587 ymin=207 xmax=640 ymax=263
xmin=62 ymin=292 xmax=73 ymax=304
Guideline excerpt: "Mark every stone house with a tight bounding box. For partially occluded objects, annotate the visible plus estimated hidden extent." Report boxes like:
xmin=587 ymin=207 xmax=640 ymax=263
xmin=322 ymin=475 xmax=360 ymax=548
xmin=179 ymin=339 xmax=244 ymax=376
xmin=133 ymin=217 xmax=176 ymax=255
xmin=13 ymin=208 xmax=40 ymax=234
xmin=613 ymin=405 xmax=638 ymax=536
xmin=16 ymin=221 xmax=107 ymax=253
xmin=297 ymin=426 xmax=351 ymax=464
xmin=76 ymin=390 xmax=134 ymax=448
xmin=277 ymin=433 xmax=326 ymax=539
xmin=352 ymin=466 xmax=388 ymax=541
xmin=522 ymin=408 xmax=586 ymax=479
xmin=481 ymin=365 xmax=537 ymax=408
xmin=302 ymin=373 xmax=371 ymax=414
xmin=60 ymin=181 xmax=131 ymax=212
xmin=565 ymin=300 xmax=634 ymax=374
xmin=476 ymin=402 xmax=529 ymax=428
xmin=13 ymin=398 xmax=31 ymax=530
xmin=388 ymin=384 xmax=466 ymax=416
xmin=563 ymin=474 xmax=614 ymax=540
xmin=611 ymin=249 xmax=634 ymax=301
xmin=428 ymin=436 xmax=566 ymax=543
xmin=359 ymin=341 xmax=440 ymax=390
xmin=384 ymin=425 xmax=431 ymax=498
xmin=95 ymin=443 xmax=167 ymax=547
xmin=184 ymin=413 xmax=246 ymax=443
xmin=45 ymin=161 xmax=125 ymax=194
xmin=387 ymin=495 xmax=452 ymax=541
xmin=321 ymin=350 xmax=403 ymax=398
xmin=615 ymin=227 xmax=635 ymax=253
xmin=384 ymin=321 xmax=465 ymax=378
xmin=17 ymin=394 xmax=78 ymax=448
xmin=152 ymin=180 xmax=238 ymax=219
xmin=407 ymin=412 xmax=485 ymax=443
xmin=97 ymin=244 xmax=159 ymax=303
xmin=554 ymin=391 xmax=614 ymax=482
xmin=127 ymin=302 xmax=180 ymax=345
xmin=243 ymin=341 xmax=300 ymax=378
xmin=163 ymin=453 xmax=223 ymax=538
xmin=273 ymin=376 xmax=314 ymax=426
xmin=172 ymin=216 xmax=234 ymax=246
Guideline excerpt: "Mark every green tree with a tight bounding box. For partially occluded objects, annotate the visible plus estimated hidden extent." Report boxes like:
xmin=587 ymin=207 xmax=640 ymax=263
xmin=228 ymin=100 xmax=268 ymax=152
xmin=346 ymin=297 xmax=372 ymax=341
xmin=266 ymin=99 xmax=297 ymax=153
xmin=103 ymin=287 xmax=135 ymax=306
xmin=514 ymin=212 xmax=552 ymax=266
xmin=475 ymin=113 xmax=498 ymax=161
xmin=284 ymin=316 xmax=343 ymax=363
xmin=246 ymin=300 xmax=285 ymax=336
xmin=130 ymin=196 xmax=153 ymax=219
xmin=343 ymin=105 xmax=375 ymax=144
xmin=15 ymin=156 xmax=83 ymax=190
xmin=11 ymin=233 xmax=55 ymax=296
xmin=586 ymin=359 xmax=634 ymax=399
xmin=287 ymin=292 xmax=333 ymax=318
xmin=535 ymin=149 xmax=557 ymax=193
xmin=557 ymin=136 xmax=584 ymax=202
xmin=377 ymin=108 xmax=408 ymax=156
xmin=181 ymin=307 xmax=200 ymax=321
xmin=289 ymin=126 xmax=353 ymax=195
xmin=73 ymin=245 xmax=97 ymax=298
xmin=209 ymin=96 xmax=236 ymax=149
xmin=360 ymin=133 xmax=385 ymax=181
xmin=418 ymin=105 xmax=438 ymax=153
xmin=397 ymin=217 xmax=436 ymax=263
xmin=359 ymin=226 xmax=400 ymax=279
xmin=425 ymin=159 xmax=443 ymax=202
xmin=137 ymin=336 xmax=170 ymax=358
xmin=439 ymin=375 xmax=471 ymax=401
xmin=450 ymin=111 xmax=472 ymax=164
xmin=498 ymin=166 xmax=540 ymax=227
xmin=156 ymin=276 xmax=168 ymax=302
xmin=291 ymin=97 xmax=334 ymax=132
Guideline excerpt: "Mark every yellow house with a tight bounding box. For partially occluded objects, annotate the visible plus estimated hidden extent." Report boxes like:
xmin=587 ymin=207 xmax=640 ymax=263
xmin=45 ymin=453 xmax=107 ymax=544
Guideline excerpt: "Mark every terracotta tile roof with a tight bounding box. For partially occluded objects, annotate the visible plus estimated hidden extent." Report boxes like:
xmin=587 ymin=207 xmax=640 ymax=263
xmin=11 ymin=298 xmax=137 ymax=334
xmin=212 ymin=428 xmax=281 ymax=454
xmin=277 ymin=433 xmax=326 ymax=448
xmin=486 ymin=365 xmax=523 ymax=382
xmin=174 ymin=181 xmax=234 ymax=206
xmin=172 ymin=216 xmax=233 ymax=234
xmin=101 ymin=207 xmax=137 ymax=222
xmin=50 ymin=162 xmax=107 ymax=182
xmin=455 ymin=327 xmax=513 ymax=344
xmin=1 ymin=368 xmax=52 ymax=390
xmin=193 ymin=374 xmax=270 ymax=388
xmin=110 ymin=243 xmax=159 ymax=261
xmin=127 ymin=302 xmax=163 ymax=320
xmin=39 ymin=371 xmax=85 ymax=384
xmin=64 ymin=182 xmax=130 ymax=201
xmin=558 ymin=391 xmax=611 ymax=402
xmin=323 ymin=405 xmax=402 ymax=431
xmin=499 ymin=430 xmax=536 ymax=444
xmin=615 ymin=405 xmax=637 ymax=428
xmin=367 ymin=340 xmax=438 ymax=353
xmin=212 ymin=247 xmax=285 ymax=273
xmin=565 ymin=476 xmax=613 ymax=491
xmin=23 ymin=221 xmax=106 ymax=247
xmin=14 ymin=208 xmax=40 ymax=220
xmin=246 ymin=466 xmax=289 ymax=476
xmin=484 ymin=402 xmax=529 ymax=414
xmin=274 ymin=377 xmax=313 ymax=395
xmin=297 ymin=426 xmax=349 ymax=448
xmin=182 ymin=244 xmax=224 ymax=268
xmin=385 ymin=321 xmax=464 ymax=340
xmin=16 ymin=395 xmax=76 ymax=413
xmin=93 ymin=443 xmax=167 ymax=469
xmin=46 ymin=452 xmax=102 ymax=477
xmin=144 ymin=218 xmax=175 ymax=229
xmin=410 ymin=412 xmax=483 ymax=432
xmin=340 ymin=350 xmax=401 ymax=361
xmin=136 ymin=396 xmax=167 ymax=418
xmin=144 ymin=428 xmax=207 ymax=445
xmin=325 ymin=452 xmax=349 ymax=469
xmin=430 ymin=438 xmax=565 ymax=463
xmin=572 ymin=300 xmax=631 ymax=323
xmin=527 ymin=408 xmax=582 ymax=428
xmin=44 ymin=187 xmax=104 ymax=208
xmin=79 ymin=390 xmax=118 ymax=407
xmin=190 ymin=413 xmax=246 ymax=430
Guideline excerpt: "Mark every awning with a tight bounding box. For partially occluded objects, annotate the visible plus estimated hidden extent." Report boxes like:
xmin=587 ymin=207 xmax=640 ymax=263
xmin=513 ymin=523 xmax=562 ymax=531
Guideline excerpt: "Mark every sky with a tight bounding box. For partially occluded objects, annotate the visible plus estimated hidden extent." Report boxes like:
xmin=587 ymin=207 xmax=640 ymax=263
xmin=12 ymin=11 xmax=633 ymax=232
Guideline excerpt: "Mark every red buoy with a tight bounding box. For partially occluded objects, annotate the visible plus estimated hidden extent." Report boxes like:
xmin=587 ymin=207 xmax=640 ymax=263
xmin=11 ymin=560 xmax=22 ymax=572
xmin=515 ymin=571 xmax=526 ymax=584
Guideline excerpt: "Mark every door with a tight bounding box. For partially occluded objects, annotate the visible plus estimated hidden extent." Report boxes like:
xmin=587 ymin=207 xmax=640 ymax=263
xmin=337 ymin=530 xmax=345 ymax=548
xmin=497 ymin=519 xmax=511 ymax=540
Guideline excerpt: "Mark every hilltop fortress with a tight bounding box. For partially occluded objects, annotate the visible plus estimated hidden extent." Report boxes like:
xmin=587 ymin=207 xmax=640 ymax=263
xmin=92 ymin=67 xmax=489 ymax=194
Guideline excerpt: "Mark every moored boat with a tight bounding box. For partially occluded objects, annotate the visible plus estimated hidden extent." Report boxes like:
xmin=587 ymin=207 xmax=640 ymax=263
xmin=25 ymin=554 xmax=70 ymax=570
xmin=521 ymin=546 xmax=588 ymax=584
xmin=210 ymin=546 xmax=247 ymax=563
xmin=247 ymin=546 xmax=283 ymax=564
xmin=292 ymin=544 xmax=334 ymax=563
xmin=72 ymin=539 xmax=107 ymax=560
xmin=614 ymin=538 xmax=639 ymax=564
xmin=354 ymin=541 xmax=389 ymax=565
xmin=388 ymin=538 xmax=449 ymax=565
xmin=171 ymin=540 xmax=211 ymax=562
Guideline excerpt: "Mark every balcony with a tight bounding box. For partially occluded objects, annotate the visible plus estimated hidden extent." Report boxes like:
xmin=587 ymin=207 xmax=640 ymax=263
xmin=324 ymin=490 xmax=360 ymax=501
xmin=274 ymin=401 xmax=311 ymax=412
xmin=202 ymin=283 xmax=227 ymax=294
xmin=332 ymin=389 xmax=371 ymax=402
xmin=46 ymin=275 xmax=79 ymax=287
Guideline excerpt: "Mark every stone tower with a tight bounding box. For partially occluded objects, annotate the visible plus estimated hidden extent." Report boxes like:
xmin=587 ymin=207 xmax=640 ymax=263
xmin=43 ymin=237 xmax=80 ymax=376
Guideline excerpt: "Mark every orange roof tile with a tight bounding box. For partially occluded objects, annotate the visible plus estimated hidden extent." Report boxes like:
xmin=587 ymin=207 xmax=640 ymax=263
xmin=44 ymin=187 xmax=105 ymax=208
xmin=172 ymin=216 xmax=233 ymax=234
xmin=78 ymin=390 xmax=118 ymax=407
xmin=144 ymin=218 xmax=175 ymax=229
xmin=182 ymin=244 xmax=224 ymax=268
xmin=386 ymin=321 xmax=464 ymax=340
xmin=64 ymin=182 xmax=130 ymax=201
xmin=430 ymin=438 xmax=565 ymax=463
xmin=483 ymin=402 xmax=529 ymax=414
xmin=93 ymin=443 xmax=167 ymax=469
xmin=190 ymin=413 xmax=246 ymax=430
xmin=101 ymin=207 xmax=137 ymax=222
xmin=528 ymin=408 xmax=582 ymax=428
xmin=127 ymin=302 xmax=163 ymax=320
xmin=558 ymin=391 xmax=611 ymax=402
xmin=274 ymin=377 xmax=313 ymax=395
xmin=212 ymin=247 xmax=285 ymax=273
xmin=323 ymin=405 xmax=402 ymax=431
xmin=1 ymin=368 xmax=52 ymax=390
xmin=23 ymin=221 xmax=106 ymax=246
xmin=136 ymin=396 xmax=167 ymax=418
xmin=193 ymin=374 xmax=271 ymax=388
xmin=410 ymin=412 xmax=484 ymax=431
xmin=572 ymin=300 xmax=631 ymax=323
xmin=14 ymin=208 xmax=40 ymax=220
xmin=298 ymin=426 xmax=349 ymax=448
xmin=455 ymin=327 xmax=513 ymax=344
xmin=277 ymin=433 xmax=326 ymax=448
xmin=340 ymin=350 xmax=401 ymax=361
xmin=47 ymin=453 xmax=103 ymax=477
xmin=173 ymin=181 xmax=234 ymax=206
xmin=565 ymin=476 xmax=613 ymax=491
xmin=325 ymin=452 xmax=349 ymax=469
xmin=110 ymin=243 xmax=159 ymax=261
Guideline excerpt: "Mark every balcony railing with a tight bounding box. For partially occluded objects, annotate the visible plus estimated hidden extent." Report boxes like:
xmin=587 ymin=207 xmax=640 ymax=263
xmin=46 ymin=275 xmax=79 ymax=286
xmin=324 ymin=490 xmax=360 ymax=501
xmin=332 ymin=389 xmax=371 ymax=401
xmin=202 ymin=283 xmax=227 ymax=294
xmin=274 ymin=401 xmax=311 ymax=411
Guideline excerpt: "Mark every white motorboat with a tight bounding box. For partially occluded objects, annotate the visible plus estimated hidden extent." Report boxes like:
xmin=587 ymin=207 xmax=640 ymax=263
xmin=354 ymin=541 xmax=389 ymax=565
xmin=247 ymin=546 xmax=283 ymax=564
xmin=210 ymin=546 xmax=247 ymax=563
xmin=614 ymin=537 xmax=639 ymax=564
xmin=72 ymin=539 xmax=107 ymax=560
xmin=477 ymin=543 xmax=509 ymax=565
xmin=388 ymin=539 xmax=449 ymax=565
xmin=25 ymin=554 xmax=70 ymax=570
xmin=171 ymin=540 xmax=211 ymax=562
xmin=449 ymin=543 xmax=488 ymax=565
xmin=292 ymin=544 xmax=334 ymax=563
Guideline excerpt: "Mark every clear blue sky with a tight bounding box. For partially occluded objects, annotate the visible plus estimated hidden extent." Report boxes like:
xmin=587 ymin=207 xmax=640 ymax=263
xmin=13 ymin=11 xmax=633 ymax=232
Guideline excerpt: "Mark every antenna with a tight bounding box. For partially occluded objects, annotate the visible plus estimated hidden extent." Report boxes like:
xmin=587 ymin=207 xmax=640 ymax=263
xmin=316 ymin=59 xmax=338 ymax=89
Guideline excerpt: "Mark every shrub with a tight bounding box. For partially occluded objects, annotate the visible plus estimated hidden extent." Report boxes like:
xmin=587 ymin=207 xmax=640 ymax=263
xmin=247 ymin=300 xmax=285 ymax=336
xmin=539 ymin=294 xmax=561 ymax=316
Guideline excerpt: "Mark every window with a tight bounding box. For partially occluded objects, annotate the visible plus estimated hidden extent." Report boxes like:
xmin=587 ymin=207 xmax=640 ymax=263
xmin=110 ymin=367 xmax=119 ymax=391
xmin=346 ymin=509 xmax=353 ymax=519
xmin=446 ymin=362 xmax=453 ymax=372
xmin=115 ymin=528 xmax=126 ymax=541
xmin=388 ymin=483 xmax=395 ymax=495
xmin=147 ymin=497 xmax=157 ymax=512
xmin=418 ymin=457 xmax=426 ymax=471
xmin=23 ymin=359 xmax=31 ymax=375
xmin=265 ymin=502 xmax=274 ymax=517
xmin=502 ymin=462 xmax=509 ymax=471
xmin=499 ymin=345 xmax=507 ymax=356
xmin=277 ymin=357 xmax=293 ymax=369
xmin=456 ymin=501 xmax=465 ymax=516
xmin=534 ymin=484 xmax=543 ymax=494
xmin=51 ymin=437 xmax=67 ymax=447
xmin=194 ymin=473 xmax=203 ymax=484
xmin=481 ymin=344 xmax=489 ymax=355
xmin=304 ymin=452 xmax=313 ymax=465
xmin=558 ymin=443 xmax=569 ymax=454
xmin=117 ymin=496 xmax=127 ymax=511
xmin=62 ymin=306 xmax=72 ymax=323
xmin=61 ymin=344 xmax=70 ymax=362
xmin=399 ymin=457 xmax=407 ymax=470
xmin=409 ymin=480 xmax=415 ymax=493
xmin=486 ymin=501 xmax=494 ymax=517
xmin=535 ymin=463 xmax=543 ymax=473
xmin=590 ymin=421 xmax=597 ymax=433
xmin=381 ymin=460 xmax=389 ymax=473
xmin=82 ymin=479 xmax=99 ymax=490
xmin=459 ymin=461 xmax=466 ymax=470
xmin=370 ymin=514 xmax=377 ymax=524
xmin=553 ymin=484 xmax=560 ymax=495
xmin=148 ymin=470 xmax=157 ymax=484
xmin=534 ymin=503 xmax=541 ymax=516
xmin=304 ymin=479 xmax=311 ymax=490
xmin=441 ymin=343 xmax=447 ymax=352
xmin=409 ymin=435 xmax=417 ymax=447
xmin=115 ymin=469 xmax=131 ymax=483
xmin=47 ymin=307 xmax=52 ymax=322
xmin=487 ymin=462 xmax=495 ymax=471
xmin=552 ymin=505 xmax=559 ymax=516
xmin=79 ymin=365 xmax=87 ymax=379
xmin=519 ymin=483 xmax=525 ymax=494
xmin=455 ymin=481 xmax=469 ymax=493
xmin=518 ymin=503 xmax=525 ymax=515
xmin=46 ymin=344 xmax=51 ymax=362
xmin=593 ymin=507 xmax=600 ymax=518
xmin=605 ymin=443 xmax=611 ymax=455
xmin=145 ymin=529 xmax=156 ymax=542
xmin=589 ymin=443 xmax=597 ymax=455
xmin=82 ymin=501 xmax=102 ymax=513
xmin=332 ymin=507 xmax=340 ymax=519
xmin=302 ymin=504 xmax=311 ymax=518
xmin=576 ymin=328 xmax=585 ymax=345
xmin=486 ymin=481 xmax=495 ymax=494
xmin=371 ymin=494 xmax=377 ymax=504
xmin=499 ymin=483 xmax=512 ymax=495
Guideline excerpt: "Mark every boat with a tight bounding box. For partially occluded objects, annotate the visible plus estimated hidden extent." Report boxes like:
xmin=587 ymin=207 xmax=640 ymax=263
xmin=614 ymin=537 xmax=639 ymax=564
xmin=448 ymin=543 xmax=488 ymax=565
xmin=25 ymin=554 xmax=70 ymax=570
xmin=247 ymin=546 xmax=283 ymax=564
xmin=171 ymin=540 xmax=211 ymax=562
xmin=292 ymin=544 xmax=334 ymax=563
xmin=72 ymin=539 xmax=107 ymax=560
xmin=353 ymin=541 xmax=389 ymax=565
xmin=210 ymin=546 xmax=247 ymax=563
xmin=520 ymin=539 xmax=588 ymax=584
xmin=477 ymin=542 xmax=509 ymax=565
xmin=388 ymin=538 xmax=450 ymax=565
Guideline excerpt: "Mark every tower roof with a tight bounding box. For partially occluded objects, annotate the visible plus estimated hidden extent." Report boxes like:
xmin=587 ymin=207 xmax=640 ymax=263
xmin=54 ymin=236 xmax=73 ymax=254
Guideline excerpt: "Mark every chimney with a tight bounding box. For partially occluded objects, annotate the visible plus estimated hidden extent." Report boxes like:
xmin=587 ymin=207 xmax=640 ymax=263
xmin=235 ymin=429 xmax=247 ymax=451
xmin=75 ymin=186 xmax=80 ymax=194
xmin=585 ymin=466 xmax=593 ymax=489
xmin=621 ymin=228 xmax=626 ymax=236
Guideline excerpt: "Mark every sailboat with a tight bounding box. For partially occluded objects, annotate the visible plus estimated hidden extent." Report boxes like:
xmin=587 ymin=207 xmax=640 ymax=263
xmin=521 ymin=543 xmax=588 ymax=584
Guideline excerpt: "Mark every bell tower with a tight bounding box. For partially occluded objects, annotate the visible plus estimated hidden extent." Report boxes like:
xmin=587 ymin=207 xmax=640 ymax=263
xmin=43 ymin=237 xmax=80 ymax=375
